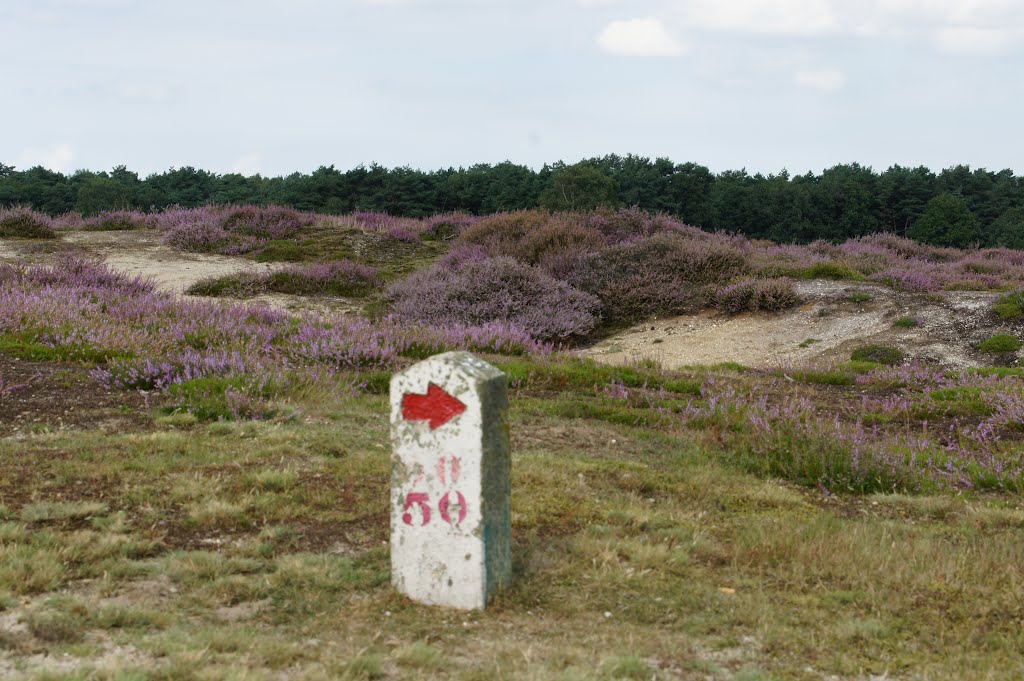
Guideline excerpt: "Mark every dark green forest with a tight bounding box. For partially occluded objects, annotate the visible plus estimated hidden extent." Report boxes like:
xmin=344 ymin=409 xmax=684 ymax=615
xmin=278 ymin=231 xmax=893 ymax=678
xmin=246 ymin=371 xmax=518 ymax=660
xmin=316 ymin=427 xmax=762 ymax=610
xmin=2 ymin=155 xmax=1023 ymax=248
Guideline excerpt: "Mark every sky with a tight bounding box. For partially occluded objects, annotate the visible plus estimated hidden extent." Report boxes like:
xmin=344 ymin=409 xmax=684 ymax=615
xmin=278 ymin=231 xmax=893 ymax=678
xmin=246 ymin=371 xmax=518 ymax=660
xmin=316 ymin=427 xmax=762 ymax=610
xmin=2 ymin=0 xmax=1023 ymax=178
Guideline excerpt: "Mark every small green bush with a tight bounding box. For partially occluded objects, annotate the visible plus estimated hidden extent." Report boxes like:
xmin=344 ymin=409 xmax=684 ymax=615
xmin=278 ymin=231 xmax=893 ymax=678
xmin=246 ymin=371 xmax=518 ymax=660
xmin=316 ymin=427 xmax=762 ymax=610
xmin=848 ymin=292 xmax=873 ymax=303
xmin=979 ymin=333 xmax=1022 ymax=353
xmin=893 ymin=316 xmax=919 ymax=329
xmin=187 ymin=272 xmax=264 ymax=298
xmin=850 ymin=345 xmax=905 ymax=366
xmin=993 ymin=290 xmax=1024 ymax=319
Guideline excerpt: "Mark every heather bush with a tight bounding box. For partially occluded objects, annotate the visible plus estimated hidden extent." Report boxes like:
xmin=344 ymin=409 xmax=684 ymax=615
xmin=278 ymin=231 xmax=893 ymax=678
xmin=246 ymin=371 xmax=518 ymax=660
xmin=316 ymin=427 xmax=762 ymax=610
xmin=388 ymin=256 xmax=601 ymax=342
xmin=716 ymin=279 xmax=800 ymax=313
xmin=854 ymin=233 xmax=931 ymax=260
xmin=220 ymin=205 xmax=311 ymax=239
xmin=188 ymin=261 xmax=381 ymax=298
xmin=158 ymin=206 xmax=229 ymax=252
xmin=0 ymin=207 xmax=56 ymax=238
xmin=80 ymin=210 xmax=154 ymax=231
xmin=158 ymin=205 xmax=314 ymax=255
xmin=599 ymin=232 xmax=749 ymax=286
xmin=580 ymin=206 xmax=705 ymax=244
xmin=595 ymin=271 xmax=707 ymax=327
xmin=457 ymin=210 xmax=571 ymax=261
xmin=0 ymin=258 xmax=548 ymax=415
xmin=870 ymin=267 xmax=944 ymax=292
xmin=748 ymin=278 xmax=800 ymax=311
xmin=266 ymin=261 xmax=381 ymax=296
xmin=186 ymin=272 xmax=265 ymax=298
xmin=561 ymin=232 xmax=748 ymax=326
xmin=421 ymin=212 xmax=479 ymax=241
xmin=517 ymin=218 xmax=604 ymax=264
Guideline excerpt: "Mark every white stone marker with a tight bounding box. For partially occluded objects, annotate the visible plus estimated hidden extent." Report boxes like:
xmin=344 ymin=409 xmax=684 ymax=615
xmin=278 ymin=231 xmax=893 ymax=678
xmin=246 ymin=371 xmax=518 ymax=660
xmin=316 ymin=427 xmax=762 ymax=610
xmin=390 ymin=351 xmax=511 ymax=610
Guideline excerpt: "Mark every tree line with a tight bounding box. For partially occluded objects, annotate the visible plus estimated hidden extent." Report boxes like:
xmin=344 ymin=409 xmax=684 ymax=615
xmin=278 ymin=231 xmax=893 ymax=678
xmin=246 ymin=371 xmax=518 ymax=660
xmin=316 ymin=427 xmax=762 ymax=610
xmin=1 ymin=155 xmax=1022 ymax=248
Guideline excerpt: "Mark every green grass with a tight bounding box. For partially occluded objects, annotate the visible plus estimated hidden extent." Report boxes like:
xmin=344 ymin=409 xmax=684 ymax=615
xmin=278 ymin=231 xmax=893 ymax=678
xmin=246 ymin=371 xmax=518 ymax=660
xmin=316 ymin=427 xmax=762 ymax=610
xmin=847 ymin=292 xmax=873 ymax=303
xmin=254 ymin=239 xmax=315 ymax=262
xmin=497 ymin=357 xmax=702 ymax=396
xmin=979 ymin=333 xmax=1022 ymax=353
xmin=4 ymin=355 xmax=1024 ymax=678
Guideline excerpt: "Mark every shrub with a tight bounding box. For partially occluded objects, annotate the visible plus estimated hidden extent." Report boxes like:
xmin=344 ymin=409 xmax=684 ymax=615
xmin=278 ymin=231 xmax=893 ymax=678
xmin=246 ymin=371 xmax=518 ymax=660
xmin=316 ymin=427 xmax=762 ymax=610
xmin=580 ymin=206 xmax=705 ymax=244
xmin=979 ymin=334 xmax=1022 ymax=354
xmin=220 ymin=204 xmax=311 ymax=239
xmin=0 ymin=207 xmax=56 ymax=238
xmin=158 ymin=205 xmax=314 ymax=254
xmin=517 ymin=218 xmax=604 ymax=264
xmin=80 ymin=210 xmax=153 ymax=231
xmin=803 ymin=261 xmax=862 ymax=281
xmin=562 ymin=232 xmax=748 ymax=326
xmin=716 ymin=279 xmax=800 ymax=313
xmin=186 ymin=272 xmax=265 ymax=298
xmin=159 ymin=206 xmax=229 ymax=252
xmin=456 ymin=210 xmax=549 ymax=254
xmin=388 ymin=256 xmax=600 ymax=342
xmin=266 ymin=261 xmax=381 ymax=296
xmin=187 ymin=261 xmax=381 ymax=298
xmin=595 ymin=272 xmax=707 ymax=327
xmin=848 ymin=292 xmax=873 ymax=303
xmin=850 ymin=345 xmax=905 ymax=366
xmin=596 ymin=232 xmax=749 ymax=286
xmin=993 ymin=290 xmax=1024 ymax=319
xmin=894 ymin=316 xmax=919 ymax=329
xmin=871 ymin=269 xmax=943 ymax=292
xmin=458 ymin=210 xmax=603 ymax=264
xmin=421 ymin=212 xmax=479 ymax=241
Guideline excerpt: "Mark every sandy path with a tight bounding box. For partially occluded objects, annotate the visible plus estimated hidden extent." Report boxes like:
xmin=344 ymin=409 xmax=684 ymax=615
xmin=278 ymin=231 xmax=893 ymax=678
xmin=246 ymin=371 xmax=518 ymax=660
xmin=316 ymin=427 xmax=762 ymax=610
xmin=582 ymin=280 xmax=1008 ymax=370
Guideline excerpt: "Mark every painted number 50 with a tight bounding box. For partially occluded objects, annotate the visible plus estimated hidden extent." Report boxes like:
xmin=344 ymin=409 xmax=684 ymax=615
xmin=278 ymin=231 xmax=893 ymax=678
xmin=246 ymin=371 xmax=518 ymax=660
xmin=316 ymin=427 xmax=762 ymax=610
xmin=402 ymin=491 xmax=467 ymax=526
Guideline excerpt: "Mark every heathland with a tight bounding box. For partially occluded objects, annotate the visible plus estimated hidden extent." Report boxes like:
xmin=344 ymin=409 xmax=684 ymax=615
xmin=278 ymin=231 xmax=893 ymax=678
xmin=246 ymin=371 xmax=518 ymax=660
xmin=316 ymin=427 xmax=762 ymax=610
xmin=1 ymin=204 xmax=1024 ymax=679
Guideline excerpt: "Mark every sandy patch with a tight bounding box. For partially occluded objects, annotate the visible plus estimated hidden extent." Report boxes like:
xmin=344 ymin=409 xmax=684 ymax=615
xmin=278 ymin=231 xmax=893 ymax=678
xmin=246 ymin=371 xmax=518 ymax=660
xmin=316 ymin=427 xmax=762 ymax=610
xmin=58 ymin=230 xmax=277 ymax=294
xmin=583 ymin=280 xmax=1010 ymax=370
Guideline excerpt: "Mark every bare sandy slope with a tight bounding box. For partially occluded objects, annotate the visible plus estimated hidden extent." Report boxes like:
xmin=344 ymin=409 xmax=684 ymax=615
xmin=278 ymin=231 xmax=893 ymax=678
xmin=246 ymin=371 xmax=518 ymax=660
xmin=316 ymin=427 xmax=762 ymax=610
xmin=1 ymin=231 xmax=362 ymax=315
xmin=58 ymin=230 xmax=277 ymax=293
xmin=582 ymin=280 xmax=1010 ymax=370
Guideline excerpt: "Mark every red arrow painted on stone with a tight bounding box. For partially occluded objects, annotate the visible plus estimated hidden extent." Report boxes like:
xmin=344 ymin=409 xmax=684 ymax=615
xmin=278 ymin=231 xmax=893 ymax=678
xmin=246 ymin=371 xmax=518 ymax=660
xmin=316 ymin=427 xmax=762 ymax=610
xmin=402 ymin=383 xmax=466 ymax=430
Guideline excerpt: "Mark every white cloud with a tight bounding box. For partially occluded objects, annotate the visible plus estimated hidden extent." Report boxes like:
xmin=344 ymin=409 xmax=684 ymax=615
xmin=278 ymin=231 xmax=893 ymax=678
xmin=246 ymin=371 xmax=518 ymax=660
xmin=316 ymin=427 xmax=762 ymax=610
xmin=676 ymin=0 xmax=839 ymax=35
xmin=15 ymin=143 xmax=74 ymax=172
xmin=794 ymin=67 xmax=846 ymax=92
xmin=230 ymin=153 xmax=262 ymax=176
xmin=663 ymin=0 xmax=1024 ymax=54
xmin=596 ymin=17 xmax=686 ymax=56
xmin=932 ymin=26 xmax=1015 ymax=55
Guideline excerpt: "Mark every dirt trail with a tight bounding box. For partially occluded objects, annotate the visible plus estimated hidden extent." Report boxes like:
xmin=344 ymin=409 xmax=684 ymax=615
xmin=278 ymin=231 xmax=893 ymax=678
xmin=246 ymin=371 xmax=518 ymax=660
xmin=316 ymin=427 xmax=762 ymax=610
xmin=582 ymin=280 xmax=1012 ymax=370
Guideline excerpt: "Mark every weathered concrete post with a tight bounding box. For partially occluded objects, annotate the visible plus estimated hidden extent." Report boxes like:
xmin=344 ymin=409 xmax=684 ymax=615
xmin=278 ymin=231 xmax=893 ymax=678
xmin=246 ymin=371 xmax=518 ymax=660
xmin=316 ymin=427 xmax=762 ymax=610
xmin=389 ymin=351 xmax=511 ymax=610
